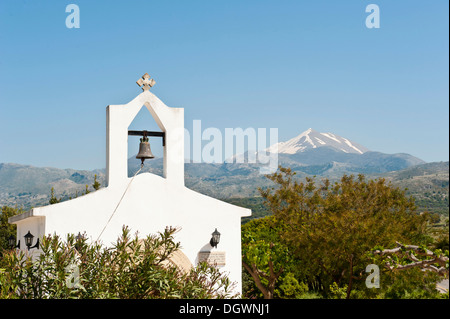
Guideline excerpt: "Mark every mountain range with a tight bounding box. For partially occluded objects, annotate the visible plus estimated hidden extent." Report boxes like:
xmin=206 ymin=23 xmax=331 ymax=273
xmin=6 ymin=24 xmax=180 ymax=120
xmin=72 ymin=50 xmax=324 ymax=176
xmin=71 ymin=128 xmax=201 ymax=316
xmin=228 ymin=128 xmax=424 ymax=174
xmin=1 ymin=128 xmax=445 ymax=212
xmin=266 ymin=128 xmax=369 ymax=154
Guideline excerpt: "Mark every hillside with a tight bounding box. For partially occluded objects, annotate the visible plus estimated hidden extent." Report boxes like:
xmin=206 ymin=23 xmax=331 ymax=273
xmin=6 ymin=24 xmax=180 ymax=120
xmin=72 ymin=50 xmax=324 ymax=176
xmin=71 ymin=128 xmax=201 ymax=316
xmin=225 ymin=161 xmax=449 ymax=222
xmin=0 ymin=163 xmax=106 ymax=209
xmin=1 ymin=128 xmax=430 ymax=209
xmin=382 ymin=161 xmax=449 ymax=216
xmin=1 ymin=161 xmax=447 ymax=218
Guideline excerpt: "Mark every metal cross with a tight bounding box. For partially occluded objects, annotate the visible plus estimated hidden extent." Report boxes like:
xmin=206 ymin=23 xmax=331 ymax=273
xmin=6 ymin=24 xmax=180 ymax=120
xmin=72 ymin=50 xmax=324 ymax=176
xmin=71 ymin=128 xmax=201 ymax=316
xmin=136 ymin=73 xmax=156 ymax=91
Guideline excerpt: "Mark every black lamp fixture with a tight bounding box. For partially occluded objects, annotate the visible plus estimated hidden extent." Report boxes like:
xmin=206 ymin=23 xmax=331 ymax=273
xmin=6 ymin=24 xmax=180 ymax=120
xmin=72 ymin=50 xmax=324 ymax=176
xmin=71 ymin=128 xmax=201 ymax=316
xmin=210 ymin=228 xmax=221 ymax=248
xmin=8 ymin=235 xmax=20 ymax=249
xmin=24 ymin=231 xmax=39 ymax=250
xmin=74 ymin=232 xmax=84 ymax=251
xmin=75 ymin=232 xmax=83 ymax=241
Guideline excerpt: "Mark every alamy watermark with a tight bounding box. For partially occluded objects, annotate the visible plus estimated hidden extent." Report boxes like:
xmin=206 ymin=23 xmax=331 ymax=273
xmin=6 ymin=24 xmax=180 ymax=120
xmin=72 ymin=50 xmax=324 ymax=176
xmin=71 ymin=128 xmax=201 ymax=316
xmin=365 ymin=4 xmax=380 ymax=29
xmin=65 ymin=4 xmax=380 ymax=30
xmin=64 ymin=263 xmax=381 ymax=290
xmin=365 ymin=264 xmax=380 ymax=288
xmin=185 ymin=120 xmax=279 ymax=174
xmin=66 ymin=4 xmax=80 ymax=29
xmin=65 ymin=263 xmax=82 ymax=289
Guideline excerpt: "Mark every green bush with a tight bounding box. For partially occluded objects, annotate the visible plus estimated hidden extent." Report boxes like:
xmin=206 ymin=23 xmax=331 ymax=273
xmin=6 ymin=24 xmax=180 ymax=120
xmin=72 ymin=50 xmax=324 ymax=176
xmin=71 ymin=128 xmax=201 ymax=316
xmin=277 ymin=272 xmax=309 ymax=298
xmin=0 ymin=226 xmax=237 ymax=299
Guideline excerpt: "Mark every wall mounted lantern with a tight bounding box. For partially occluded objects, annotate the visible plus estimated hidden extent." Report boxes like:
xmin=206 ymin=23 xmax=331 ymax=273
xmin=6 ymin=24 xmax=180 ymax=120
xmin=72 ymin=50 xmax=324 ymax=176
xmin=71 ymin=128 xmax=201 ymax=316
xmin=24 ymin=231 xmax=39 ymax=250
xmin=75 ymin=232 xmax=84 ymax=251
xmin=75 ymin=232 xmax=83 ymax=241
xmin=8 ymin=235 xmax=20 ymax=249
xmin=210 ymin=228 xmax=221 ymax=248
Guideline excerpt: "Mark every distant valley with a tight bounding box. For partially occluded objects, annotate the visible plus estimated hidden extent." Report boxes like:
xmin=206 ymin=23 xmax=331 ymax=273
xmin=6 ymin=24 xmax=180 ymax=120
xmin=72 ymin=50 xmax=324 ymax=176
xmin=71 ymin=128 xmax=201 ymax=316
xmin=0 ymin=129 xmax=447 ymax=217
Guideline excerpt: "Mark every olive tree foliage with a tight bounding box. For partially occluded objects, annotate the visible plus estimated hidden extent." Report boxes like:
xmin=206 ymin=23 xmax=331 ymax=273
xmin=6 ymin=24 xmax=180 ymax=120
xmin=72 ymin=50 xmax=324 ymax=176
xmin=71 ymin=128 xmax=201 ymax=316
xmin=373 ymin=242 xmax=448 ymax=276
xmin=251 ymin=166 xmax=445 ymax=298
xmin=0 ymin=226 xmax=237 ymax=299
xmin=241 ymin=216 xmax=312 ymax=299
xmin=0 ymin=206 xmax=22 ymax=255
xmin=242 ymin=216 xmax=291 ymax=299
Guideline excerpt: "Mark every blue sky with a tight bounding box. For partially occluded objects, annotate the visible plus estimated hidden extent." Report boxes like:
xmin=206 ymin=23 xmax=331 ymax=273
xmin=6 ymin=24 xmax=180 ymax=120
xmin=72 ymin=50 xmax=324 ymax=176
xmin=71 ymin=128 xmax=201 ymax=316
xmin=0 ymin=0 xmax=448 ymax=170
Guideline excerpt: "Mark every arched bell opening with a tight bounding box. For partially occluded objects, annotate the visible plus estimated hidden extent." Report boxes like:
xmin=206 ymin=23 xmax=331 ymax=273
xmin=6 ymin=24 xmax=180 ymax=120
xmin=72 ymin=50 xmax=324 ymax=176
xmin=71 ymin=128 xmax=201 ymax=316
xmin=127 ymin=105 xmax=165 ymax=178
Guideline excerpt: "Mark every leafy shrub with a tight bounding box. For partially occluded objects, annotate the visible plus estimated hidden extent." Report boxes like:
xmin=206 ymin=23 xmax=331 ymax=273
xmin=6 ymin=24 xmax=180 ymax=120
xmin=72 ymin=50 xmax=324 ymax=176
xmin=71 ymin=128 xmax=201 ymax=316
xmin=277 ymin=272 xmax=309 ymax=298
xmin=0 ymin=226 xmax=236 ymax=299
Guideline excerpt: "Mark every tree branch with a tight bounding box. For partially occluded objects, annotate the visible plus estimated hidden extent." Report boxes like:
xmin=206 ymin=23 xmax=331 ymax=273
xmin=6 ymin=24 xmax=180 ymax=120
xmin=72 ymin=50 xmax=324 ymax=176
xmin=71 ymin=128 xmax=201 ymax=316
xmin=242 ymin=261 xmax=270 ymax=299
xmin=374 ymin=242 xmax=449 ymax=275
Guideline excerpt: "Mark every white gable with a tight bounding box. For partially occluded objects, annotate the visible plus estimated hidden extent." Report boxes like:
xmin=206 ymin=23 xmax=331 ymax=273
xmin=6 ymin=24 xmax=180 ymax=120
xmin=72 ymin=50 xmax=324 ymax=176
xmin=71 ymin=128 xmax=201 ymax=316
xmin=9 ymin=74 xmax=251 ymax=295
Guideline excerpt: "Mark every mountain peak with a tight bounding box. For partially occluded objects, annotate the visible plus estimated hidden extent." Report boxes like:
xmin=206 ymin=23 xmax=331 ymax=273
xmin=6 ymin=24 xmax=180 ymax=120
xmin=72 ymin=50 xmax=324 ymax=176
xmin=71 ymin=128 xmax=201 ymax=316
xmin=266 ymin=129 xmax=369 ymax=155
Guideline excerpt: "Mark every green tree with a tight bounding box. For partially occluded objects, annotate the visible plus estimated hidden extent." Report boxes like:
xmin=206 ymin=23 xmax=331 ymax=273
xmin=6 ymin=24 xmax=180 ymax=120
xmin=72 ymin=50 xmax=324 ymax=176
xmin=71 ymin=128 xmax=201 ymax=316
xmin=92 ymin=174 xmax=101 ymax=191
xmin=49 ymin=187 xmax=61 ymax=205
xmin=242 ymin=216 xmax=310 ymax=299
xmin=0 ymin=206 xmax=22 ymax=254
xmin=258 ymin=167 xmax=437 ymax=298
xmin=276 ymin=272 xmax=309 ymax=299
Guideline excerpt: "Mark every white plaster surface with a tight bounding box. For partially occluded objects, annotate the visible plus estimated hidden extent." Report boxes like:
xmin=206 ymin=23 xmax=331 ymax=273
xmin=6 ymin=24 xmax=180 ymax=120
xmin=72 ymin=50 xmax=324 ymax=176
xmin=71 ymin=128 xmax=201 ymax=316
xmin=10 ymin=89 xmax=251 ymax=295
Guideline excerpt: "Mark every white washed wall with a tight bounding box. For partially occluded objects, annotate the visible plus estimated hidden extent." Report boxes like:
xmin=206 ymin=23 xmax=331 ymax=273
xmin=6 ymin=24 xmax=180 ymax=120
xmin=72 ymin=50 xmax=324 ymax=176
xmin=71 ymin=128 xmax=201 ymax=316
xmin=10 ymin=89 xmax=251 ymax=295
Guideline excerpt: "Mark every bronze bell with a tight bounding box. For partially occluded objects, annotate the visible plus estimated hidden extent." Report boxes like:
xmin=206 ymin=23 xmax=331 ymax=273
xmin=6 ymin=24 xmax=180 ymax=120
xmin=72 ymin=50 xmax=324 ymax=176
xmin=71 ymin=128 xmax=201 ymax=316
xmin=136 ymin=136 xmax=155 ymax=165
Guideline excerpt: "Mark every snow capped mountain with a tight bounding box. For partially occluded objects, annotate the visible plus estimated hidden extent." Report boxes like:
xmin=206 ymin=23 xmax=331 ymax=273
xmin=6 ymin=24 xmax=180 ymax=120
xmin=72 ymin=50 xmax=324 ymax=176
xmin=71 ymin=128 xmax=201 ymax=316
xmin=265 ymin=128 xmax=369 ymax=155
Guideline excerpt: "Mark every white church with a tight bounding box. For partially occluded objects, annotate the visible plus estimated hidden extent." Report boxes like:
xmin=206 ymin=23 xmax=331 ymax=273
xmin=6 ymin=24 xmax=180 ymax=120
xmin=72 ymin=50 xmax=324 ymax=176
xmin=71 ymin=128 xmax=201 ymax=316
xmin=9 ymin=73 xmax=251 ymax=295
